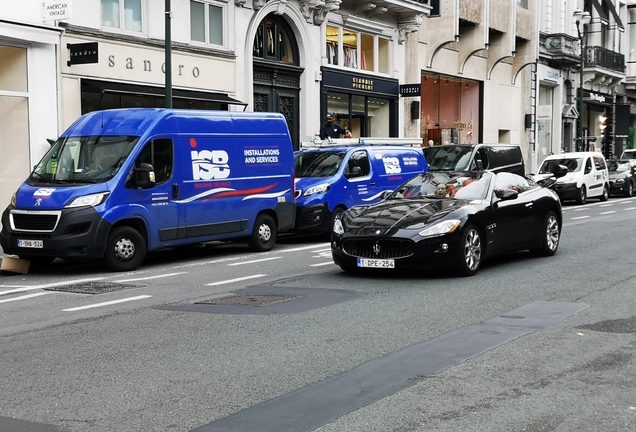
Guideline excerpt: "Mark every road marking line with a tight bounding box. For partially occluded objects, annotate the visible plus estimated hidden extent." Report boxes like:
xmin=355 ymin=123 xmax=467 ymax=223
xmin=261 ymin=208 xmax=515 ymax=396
xmin=310 ymin=262 xmax=335 ymax=267
xmin=574 ymin=208 xmax=589 ymax=212
xmin=227 ymin=257 xmax=282 ymax=266
xmin=312 ymin=248 xmax=332 ymax=253
xmin=0 ymin=292 xmax=49 ymax=304
xmin=571 ymin=216 xmax=590 ymax=220
xmin=62 ymin=295 xmax=152 ymax=312
xmin=625 ymin=207 xmax=636 ymax=210
xmin=600 ymin=211 xmax=616 ymax=215
xmin=114 ymin=272 xmax=187 ymax=282
xmin=599 ymin=204 xmax=613 ymax=207
xmin=0 ymin=278 xmax=106 ymax=297
xmin=206 ymin=274 xmax=267 ymax=286
xmin=280 ymin=244 xmax=330 ymax=253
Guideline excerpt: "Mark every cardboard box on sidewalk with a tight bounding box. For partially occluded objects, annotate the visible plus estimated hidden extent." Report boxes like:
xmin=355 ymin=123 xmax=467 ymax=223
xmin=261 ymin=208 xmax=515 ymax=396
xmin=0 ymin=256 xmax=30 ymax=274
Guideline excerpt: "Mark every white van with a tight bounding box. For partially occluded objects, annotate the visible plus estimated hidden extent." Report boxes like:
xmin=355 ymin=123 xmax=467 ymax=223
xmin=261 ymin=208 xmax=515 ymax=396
xmin=533 ymin=151 xmax=609 ymax=205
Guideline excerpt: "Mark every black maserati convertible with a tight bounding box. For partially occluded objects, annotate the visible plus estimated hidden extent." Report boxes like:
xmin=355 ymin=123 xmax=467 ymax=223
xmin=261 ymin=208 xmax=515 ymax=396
xmin=331 ymin=170 xmax=563 ymax=276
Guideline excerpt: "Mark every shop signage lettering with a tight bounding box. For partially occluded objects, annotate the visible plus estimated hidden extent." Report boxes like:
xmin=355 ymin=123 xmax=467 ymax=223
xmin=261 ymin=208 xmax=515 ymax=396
xmin=42 ymin=0 xmax=72 ymax=21
xmin=352 ymin=77 xmax=374 ymax=91
xmin=589 ymin=93 xmax=606 ymax=103
xmin=107 ymin=55 xmax=200 ymax=78
xmin=67 ymin=43 xmax=98 ymax=66
xmin=452 ymin=121 xmax=473 ymax=130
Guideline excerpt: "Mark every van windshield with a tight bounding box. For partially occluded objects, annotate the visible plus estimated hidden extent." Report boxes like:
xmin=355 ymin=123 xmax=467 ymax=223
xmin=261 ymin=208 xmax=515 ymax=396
xmin=294 ymin=151 xmax=346 ymax=178
xmin=538 ymin=158 xmax=582 ymax=174
xmin=29 ymin=135 xmax=139 ymax=185
xmin=423 ymin=145 xmax=473 ymax=171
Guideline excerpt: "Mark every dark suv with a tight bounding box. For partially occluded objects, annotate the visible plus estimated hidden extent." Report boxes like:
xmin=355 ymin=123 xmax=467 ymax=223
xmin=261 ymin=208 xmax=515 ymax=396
xmin=423 ymin=143 xmax=525 ymax=176
xmin=608 ymin=159 xmax=636 ymax=197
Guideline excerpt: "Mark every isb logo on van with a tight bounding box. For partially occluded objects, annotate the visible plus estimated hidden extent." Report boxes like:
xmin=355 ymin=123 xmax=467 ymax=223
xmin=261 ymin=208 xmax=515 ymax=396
xmin=293 ymin=138 xmax=427 ymax=234
xmin=0 ymin=109 xmax=296 ymax=272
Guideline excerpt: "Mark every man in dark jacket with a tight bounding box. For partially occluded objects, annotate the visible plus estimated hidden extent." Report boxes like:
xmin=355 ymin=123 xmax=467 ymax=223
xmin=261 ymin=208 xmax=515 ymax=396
xmin=319 ymin=113 xmax=352 ymax=139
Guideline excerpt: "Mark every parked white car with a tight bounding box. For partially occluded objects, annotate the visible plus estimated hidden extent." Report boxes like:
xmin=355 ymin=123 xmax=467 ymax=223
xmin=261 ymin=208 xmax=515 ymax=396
xmin=532 ymin=152 xmax=609 ymax=205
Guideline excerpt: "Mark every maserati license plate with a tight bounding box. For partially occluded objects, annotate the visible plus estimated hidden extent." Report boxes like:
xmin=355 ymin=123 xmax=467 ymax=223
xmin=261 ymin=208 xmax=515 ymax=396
xmin=357 ymin=258 xmax=395 ymax=268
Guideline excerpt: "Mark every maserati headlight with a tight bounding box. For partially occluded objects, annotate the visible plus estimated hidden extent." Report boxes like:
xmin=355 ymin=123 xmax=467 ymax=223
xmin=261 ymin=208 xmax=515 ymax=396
xmin=10 ymin=192 xmax=17 ymax=207
xmin=66 ymin=192 xmax=110 ymax=208
xmin=333 ymin=217 xmax=344 ymax=235
xmin=304 ymin=183 xmax=331 ymax=196
xmin=418 ymin=219 xmax=461 ymax=238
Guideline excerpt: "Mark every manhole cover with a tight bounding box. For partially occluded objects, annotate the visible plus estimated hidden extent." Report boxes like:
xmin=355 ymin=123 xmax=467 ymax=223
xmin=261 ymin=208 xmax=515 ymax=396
xmin=196 ymin=294 xmax=300 ymax=307
xmin=44 ymin=281 xmax=145 ymax=295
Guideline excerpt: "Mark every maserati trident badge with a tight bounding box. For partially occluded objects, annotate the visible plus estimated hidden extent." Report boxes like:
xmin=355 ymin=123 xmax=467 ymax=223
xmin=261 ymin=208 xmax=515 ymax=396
xmin=373 ymin=243 xmax=381 ymax=256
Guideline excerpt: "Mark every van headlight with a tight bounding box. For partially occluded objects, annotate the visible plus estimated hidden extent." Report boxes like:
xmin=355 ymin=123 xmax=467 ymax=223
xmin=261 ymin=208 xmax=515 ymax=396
xmin=65 ymin=192 xmax=110 ymax=208
xmin=418 ymin=219 xmax=461 ymax=238
xmin=304 ymin=183 xmax=331 ymax=196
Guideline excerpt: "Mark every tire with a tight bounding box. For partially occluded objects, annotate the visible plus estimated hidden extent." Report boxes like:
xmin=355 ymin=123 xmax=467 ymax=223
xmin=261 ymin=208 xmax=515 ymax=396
xmin=456 ymin=225 xmax=482 ymax=277
xmin=599 ymin=184 xmax=609 ymax=202
xmin=329 ymin=206 xmax=346 ymax=235
xmin=625 ymin=181 xmax=634 ymax=198
xmin=575 ymin=186 xmax=587 ymax=205
xmin=248 ymin=214 xmax=277 ymax=252
xmin=102 ymin=226 xmax=146 ymax=272
xmin=530 ymin=211 xmax=560 ymax=257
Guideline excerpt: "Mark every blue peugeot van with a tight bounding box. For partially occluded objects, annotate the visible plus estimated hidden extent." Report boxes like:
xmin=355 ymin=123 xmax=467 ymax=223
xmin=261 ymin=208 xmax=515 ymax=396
xmin=294 ymin=138 xmax=427 ymax=233
xmin=0 ymin=109 xmax=296 ymax=271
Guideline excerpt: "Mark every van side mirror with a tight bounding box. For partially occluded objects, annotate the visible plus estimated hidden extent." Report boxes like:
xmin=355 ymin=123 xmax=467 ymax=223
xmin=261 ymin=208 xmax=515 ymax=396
xmin=475 ymin=159 xmax=484 ymax=171
xmin=127 ymin=163 xmax=156 ymax=189
xmin=346 ymin=166 xmax=362 ymax=178
xmin=552 ymin=164 xmax=568 ymax=178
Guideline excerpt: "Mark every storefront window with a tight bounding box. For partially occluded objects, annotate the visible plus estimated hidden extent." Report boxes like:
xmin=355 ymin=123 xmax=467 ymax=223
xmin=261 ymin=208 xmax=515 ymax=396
xmin=421 ymin=73 xmax=480 ymax=147
xmin=0 ymin=45 xmax=28 ymax=92
xmin=253 ymin=18 xmax=296 ymax=64
xmin=325 ymin=25 xmax=391 ymax=74
xmin=378 ymin=37 xmax=390 ymax=74
xmin=326 ymin=25 xmax=339 ymax=66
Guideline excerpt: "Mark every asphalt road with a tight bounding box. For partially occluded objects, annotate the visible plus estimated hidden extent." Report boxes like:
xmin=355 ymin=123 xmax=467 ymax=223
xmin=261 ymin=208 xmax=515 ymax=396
xmin=1 ymin=197 xmax=635 ymax=432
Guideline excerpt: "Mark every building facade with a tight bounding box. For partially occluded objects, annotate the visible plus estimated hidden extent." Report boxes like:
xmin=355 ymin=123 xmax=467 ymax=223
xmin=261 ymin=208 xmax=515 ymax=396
xmin=539 ymin=0 xmax=631 ymax=171
xmin=404 ymin=0 xmax=539 ymax=172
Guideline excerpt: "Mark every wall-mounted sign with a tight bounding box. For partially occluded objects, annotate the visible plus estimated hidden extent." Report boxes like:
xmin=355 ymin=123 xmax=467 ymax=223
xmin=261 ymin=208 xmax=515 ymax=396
xmin=42 ymin=0 xmax=72 ymax=21
xmin=67 ymin=42 xmax=98 ymax=67
xmin=400 ymin=84 xmax=421 ymax=97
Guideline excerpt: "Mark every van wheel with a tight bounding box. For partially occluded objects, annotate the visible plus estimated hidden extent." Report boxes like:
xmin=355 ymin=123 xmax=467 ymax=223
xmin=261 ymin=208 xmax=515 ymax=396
xmin=599 ymin=184 xmax=609 ymax=201
xmin=575 ymin=186 xmax=587 ymax=205
xmin=103 ymin=226 xmax=146 ymax=272
xmin=456 ymin=225 xmax=482 ymax=277
xmin=248 ymin=214 xmax=277 ymax=252
xmin=530 ymin=211 xmax=560 ymax=257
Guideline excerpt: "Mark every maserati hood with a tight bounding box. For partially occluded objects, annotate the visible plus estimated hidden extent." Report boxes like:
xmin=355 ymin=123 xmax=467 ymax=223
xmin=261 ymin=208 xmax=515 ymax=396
xmin=342 ymin=198 xmax=471 ymax=234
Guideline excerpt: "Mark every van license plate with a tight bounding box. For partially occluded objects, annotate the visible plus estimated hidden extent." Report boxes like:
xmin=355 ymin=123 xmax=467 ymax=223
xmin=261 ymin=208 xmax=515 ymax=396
xmin=357 ymin=258 xmax=395 ymax=268
xmin=17 ymin=240 xmax=44 ymax=248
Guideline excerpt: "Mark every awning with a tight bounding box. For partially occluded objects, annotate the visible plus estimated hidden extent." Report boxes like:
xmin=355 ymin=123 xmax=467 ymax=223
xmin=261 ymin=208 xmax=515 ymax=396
xmin=590 ymin=0 xmax=609 ymax=25
xmin=603 ymin=0 xmax=624 ymax=31
xmin=82 ymin=79 xmax=247 ymax=110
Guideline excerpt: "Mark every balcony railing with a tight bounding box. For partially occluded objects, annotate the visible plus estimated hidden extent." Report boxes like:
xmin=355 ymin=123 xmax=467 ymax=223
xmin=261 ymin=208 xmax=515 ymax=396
xmin=584 ymin=46 xmax=625 ymax=73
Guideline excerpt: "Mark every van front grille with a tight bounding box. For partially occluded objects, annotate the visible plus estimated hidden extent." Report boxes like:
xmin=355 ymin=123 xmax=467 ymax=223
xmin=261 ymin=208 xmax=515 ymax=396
xmin=10 ymin=211 xmax=61 ymax=232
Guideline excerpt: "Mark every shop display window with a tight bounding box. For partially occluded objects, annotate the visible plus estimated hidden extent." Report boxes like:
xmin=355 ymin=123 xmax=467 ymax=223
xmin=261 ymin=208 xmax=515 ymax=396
xmin=326 ymin=25 xmax=390 ymax=74
xmin=190 ymin=0 xmax=224 ymax=46
xmin=253 ymin=18 xmax=296 ymax=64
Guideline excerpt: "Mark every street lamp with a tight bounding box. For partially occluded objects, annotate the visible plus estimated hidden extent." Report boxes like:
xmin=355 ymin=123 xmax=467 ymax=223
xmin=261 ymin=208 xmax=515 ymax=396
xmin=573 ymin=8 xmax=591 ymax=152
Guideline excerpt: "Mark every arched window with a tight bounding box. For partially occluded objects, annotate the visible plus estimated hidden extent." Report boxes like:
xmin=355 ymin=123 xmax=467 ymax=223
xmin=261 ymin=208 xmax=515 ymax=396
xmin=253 ymin=17 xmax=298 ymax=65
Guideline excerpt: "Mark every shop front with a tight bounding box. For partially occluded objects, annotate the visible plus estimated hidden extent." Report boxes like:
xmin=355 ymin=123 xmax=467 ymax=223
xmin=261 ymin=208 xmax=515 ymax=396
xmin=420 ymin=72 xmax=481 ymax=147
xmin=0 ymin=20 xmax=62 ymax=215
xmin=60 ymin=34 xmax=243 ymax=130
xmin=583 ymin=90 xmax=612 ymax=154
xmin=320 ymin=67 xmax=398 ymax=138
